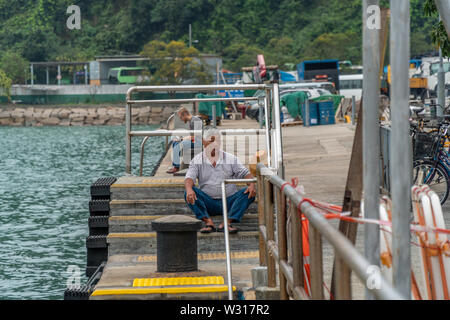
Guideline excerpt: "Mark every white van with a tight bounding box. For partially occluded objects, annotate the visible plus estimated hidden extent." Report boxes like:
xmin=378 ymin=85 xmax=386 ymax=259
xmin=339 ymin=74 xmax=363 ymax=100
xmin=280 ymin=81 xmax=336 ymax=94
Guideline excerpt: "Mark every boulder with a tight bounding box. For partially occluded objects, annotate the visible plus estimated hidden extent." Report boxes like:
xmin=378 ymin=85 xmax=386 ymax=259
xmin=59 ymin=109 xmax=71 ymax=119
xmin=70 ymin=116 xmax=85 ymax=122
xmin=59 ymin=119 xmax=71 ymax=126
xmin=0 ymin=110 xmax=11 ymax=119
xmin=41 ymin=117 xmax=60 ymax=125
xmin=0 ymin=118 xmax=13 ymax=125
xmin=152 ymin=106 xmax=163 ymax=113
xmin=92 ymin=119 xmax=106 ymax=125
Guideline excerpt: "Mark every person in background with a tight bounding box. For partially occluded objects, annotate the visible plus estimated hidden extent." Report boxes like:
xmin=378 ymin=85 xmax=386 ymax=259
xmin=184 ymin=127 xmax=256 ymax=233
xmin=167 ymin=107 xmax=203 ymax=174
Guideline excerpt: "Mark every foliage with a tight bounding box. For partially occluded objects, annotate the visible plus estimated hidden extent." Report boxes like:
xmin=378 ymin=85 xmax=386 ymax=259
xmin=140 ymin=40 xmax=212 ymax=84
xmin=302 ymin=32 xmax=361 ymax=62
xmin=424 ymin=0 xmax=450 ymax=57
xmin=0 ymin=69 xmax=12 ymax=100
xmin=0 ymin=51 xmax=29 ymax=84
xmin=0 ymin=0 xmax=444 ymax=73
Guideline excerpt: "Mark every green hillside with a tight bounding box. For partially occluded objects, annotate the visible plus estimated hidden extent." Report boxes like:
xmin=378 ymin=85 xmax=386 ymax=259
xmin=0 ymin=0 xmax=441 ymax=71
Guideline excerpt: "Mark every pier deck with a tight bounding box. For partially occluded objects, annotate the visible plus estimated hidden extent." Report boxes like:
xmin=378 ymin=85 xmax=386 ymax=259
xmin=91 ymin=119 xmax=358 ymax=299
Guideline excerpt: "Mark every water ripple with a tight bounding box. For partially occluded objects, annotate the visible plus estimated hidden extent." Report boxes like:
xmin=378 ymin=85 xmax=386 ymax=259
xmin=0 ymin=125 xmax=163 ymax=299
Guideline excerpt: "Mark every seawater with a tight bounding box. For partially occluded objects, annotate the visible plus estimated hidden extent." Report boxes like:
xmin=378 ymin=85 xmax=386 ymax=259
xmin=0 ymin=125 xmax=164 ymax=299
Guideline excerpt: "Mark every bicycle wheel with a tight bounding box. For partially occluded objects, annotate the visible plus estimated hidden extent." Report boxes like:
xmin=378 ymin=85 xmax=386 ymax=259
xmin=413 ymin=160 xmax=450 ymax=204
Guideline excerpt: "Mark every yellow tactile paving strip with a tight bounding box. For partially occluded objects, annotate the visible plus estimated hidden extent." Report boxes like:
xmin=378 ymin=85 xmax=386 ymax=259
xmin=110 ymin=199 xmax=185 ymax=205
xmin=91 ymin=285 xmax=235 ymax=296
xmin=111 ymin=177 xmax=250 ymax=188
xmin=132 ymin=276 xmax=224 ymax=287
xmin=136 ymin=251 xmax=259 ymax=262
xmin=109 ymin=215 xmax=163 ymax=221
xmin=108 ymin=232 xmax=156 ymax=239
xmin=111 ymin=177 xmax=186 ymax=188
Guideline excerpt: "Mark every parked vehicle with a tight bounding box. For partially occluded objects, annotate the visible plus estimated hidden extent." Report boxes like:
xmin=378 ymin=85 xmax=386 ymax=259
xmin=387 ymin=58 xmax=450 ymax=101
xmin=297 ymin=59 xmax=340 ymax=90
xmin=108 ymin=67 xmax=149 ymax=84
xmin=339 ymin=74 xmax=363 ymax=100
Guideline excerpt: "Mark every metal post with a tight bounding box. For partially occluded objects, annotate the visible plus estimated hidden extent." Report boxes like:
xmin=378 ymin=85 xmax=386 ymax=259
xmin=352 ymin=95 xmax=356 ymax=125
xmin=272 ymin=83 xmax=284 ymax=178
xmin=212 ymin=104 xmax=217 ymax=128
xmin=264 ymin=179 xmax=276 ymax=287
xmin=435 ymin=0 xmax=450 ymax=36
xmin=189 ymin=24 xmax=192 ymax=48
xmin=264 ymin=93 xmax=272 ymax=168
xmin=390 ymin=0 xmax=411 ymax=298
xmin=276 ymin=188 xmax=288 ymax=300
xmin=221 ymin=181 xmax=233 ymax=300
xmin=362 ymin=0 xmax=381 ymax=300
xmin=304 ymin=99 xmax=310 ymax=127
xmin=126 ymin=103 xmax=132 ymax=174
xmin=30 ymin=64 xmax=34 ymax=85
xmin=258 ymin=104 xmax=264 ymax=129
xmin=256 ymin=171 xmax=267 ymax=266
xmin=438 ymin=15 xmax=445 ymax=116
xmin=85 ymin=64 xmax=88 ymax=85
xmin=57 ymin=65 xmax=61 ymax=86
xmin=46 ymin=67 xmax=49 ymax=85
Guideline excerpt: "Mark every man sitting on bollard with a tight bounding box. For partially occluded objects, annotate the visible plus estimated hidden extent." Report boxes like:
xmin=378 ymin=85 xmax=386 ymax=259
xmin=167 ymin=107 xmax=203 ymax=174
xmin=184 ymin=127 xmax=256 ymax=234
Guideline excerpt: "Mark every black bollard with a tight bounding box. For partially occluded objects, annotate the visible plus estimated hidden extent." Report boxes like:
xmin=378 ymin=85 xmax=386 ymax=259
xmin=152 ymin=215 xmax=202 ymax=272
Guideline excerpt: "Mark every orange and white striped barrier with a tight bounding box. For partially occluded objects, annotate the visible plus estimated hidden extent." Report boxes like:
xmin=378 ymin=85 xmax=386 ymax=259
xmin=412 ymin=185 xmax=450 ymax=300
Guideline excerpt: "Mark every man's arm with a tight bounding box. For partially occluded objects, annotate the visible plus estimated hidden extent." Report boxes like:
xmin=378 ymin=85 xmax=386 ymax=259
xmin=185 ymin=178 xmax=197 ymax=204
xmin=185 ymin=158 xmax=199 ymax=204
xmin=243 ymin=173 xmax=256 ymax=198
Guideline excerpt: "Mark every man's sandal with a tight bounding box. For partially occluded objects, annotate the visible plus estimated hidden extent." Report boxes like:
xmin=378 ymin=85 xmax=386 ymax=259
xmin=217 ymin=224 xmax=238 ymax=234
xmin=200 ymin=224 xmax=216 ymax=233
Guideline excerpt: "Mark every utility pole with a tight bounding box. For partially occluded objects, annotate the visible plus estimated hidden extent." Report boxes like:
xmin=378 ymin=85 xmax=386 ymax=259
xmin=362 ymin=0 xmax=381 ymax=300
xmin=437 ymin=14 xmax=445 ymax=115
xmin=189 ymin=24 xmax=192 ymax=48
xmin=390 ymin=0 xmax=411 ymax=298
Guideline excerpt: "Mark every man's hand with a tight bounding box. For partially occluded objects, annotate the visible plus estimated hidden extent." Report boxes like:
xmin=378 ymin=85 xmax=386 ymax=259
xmin=186 ymin=188 xmax=197 ymax=204
xmin=244 ymin=183 xmax=256 ymax=199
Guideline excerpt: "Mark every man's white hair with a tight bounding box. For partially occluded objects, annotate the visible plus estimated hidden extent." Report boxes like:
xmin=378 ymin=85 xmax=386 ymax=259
xmin=203 ymin=126 xmax=221 ymax=141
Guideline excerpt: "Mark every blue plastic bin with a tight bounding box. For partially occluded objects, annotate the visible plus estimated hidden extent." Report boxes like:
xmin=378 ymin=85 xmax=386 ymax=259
xmin=302 ymin=101 xmax=319 ymax=126
xmin=318 ymin=101 xmax=335 ymax=125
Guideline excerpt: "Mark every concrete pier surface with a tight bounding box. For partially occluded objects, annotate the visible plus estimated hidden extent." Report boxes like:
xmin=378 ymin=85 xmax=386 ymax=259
xmin=92 ymin=118 xmax=449 ymax=299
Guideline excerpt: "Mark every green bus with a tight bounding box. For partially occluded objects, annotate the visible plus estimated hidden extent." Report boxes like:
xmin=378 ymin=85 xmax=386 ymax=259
xmin=108 ymin=67 xmax=149 ymax=84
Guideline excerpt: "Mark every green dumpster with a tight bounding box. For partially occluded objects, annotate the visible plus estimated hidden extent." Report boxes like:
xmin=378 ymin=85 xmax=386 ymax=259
xmin=195 ymin=94 xmax=226 ymax=118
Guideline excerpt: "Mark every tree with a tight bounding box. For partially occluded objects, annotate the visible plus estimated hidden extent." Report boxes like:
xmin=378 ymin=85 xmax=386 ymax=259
xmin=222 ymin=43 xmax=266 ymax=72
xmin=0 ymin=51 xmax=29 ymax=84
xmin=140 ymin=40 xmax=212 ymax=84
xmin=424 ymin=0 xmax=450 ymax=57
xmin=303 ymin=32 xmax=361 ymax=63
xmin=0 ymin=69 xmax=12 ymax=101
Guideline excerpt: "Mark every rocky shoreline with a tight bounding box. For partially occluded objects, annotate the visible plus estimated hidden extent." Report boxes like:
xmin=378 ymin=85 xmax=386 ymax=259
xmin=0 ymin=105 xmax=180 ymax=126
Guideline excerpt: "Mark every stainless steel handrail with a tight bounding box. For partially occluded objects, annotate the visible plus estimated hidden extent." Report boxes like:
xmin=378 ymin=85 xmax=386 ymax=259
xmin=125 ymin=84 xmax=280 ymax=175
xmin=165 ymin=113 xmax=176 ymax=151
xmin=128 ymin=96 xmax=262 ymax=105
xmin=221 ymin=178 xmax=258 ymax=300
xmin=126 ymin=84 xmax=270 ymax=99
xmin=139 ymin=136 xmax=150 ymax=177
xmin=137 ymin=129 xmax=265 ymax=176
xmin=130 ymin=129 xmax=265 ymax=137
xmin=257 ymin=163 xmax=405 ymax=300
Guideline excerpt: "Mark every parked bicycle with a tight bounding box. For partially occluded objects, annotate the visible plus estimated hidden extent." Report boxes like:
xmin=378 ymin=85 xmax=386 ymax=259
xmin=411 ymin=113 xmax=450 ymax=204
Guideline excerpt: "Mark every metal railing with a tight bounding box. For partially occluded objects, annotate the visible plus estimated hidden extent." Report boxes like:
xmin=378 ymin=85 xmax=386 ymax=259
xmin=125 ymin=84 xmax=282 ymax=175
xmin=221 ymin=178 xmax=258 ymax=300
xmin=137 ymin=128 xmax=265 ymax=175
xmin=256 ymin=163 xmax=405 ymax=300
